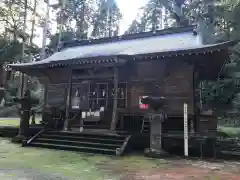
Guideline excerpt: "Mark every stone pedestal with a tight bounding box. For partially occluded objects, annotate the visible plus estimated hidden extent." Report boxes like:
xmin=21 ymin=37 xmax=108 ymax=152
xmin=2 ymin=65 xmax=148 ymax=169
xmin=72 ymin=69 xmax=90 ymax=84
xmin=12 ymin=111 xmax=29 ymax=143
xmin=0 ymin=87 xmax=5 ymax=107
xmin=145 ymin=113 xmax=169 ymax=157
xmin=12 ymin=90 xmax=34 ymax=143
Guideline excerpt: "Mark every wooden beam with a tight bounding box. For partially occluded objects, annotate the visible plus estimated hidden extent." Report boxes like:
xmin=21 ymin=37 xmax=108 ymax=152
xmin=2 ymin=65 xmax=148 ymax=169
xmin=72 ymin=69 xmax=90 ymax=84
xmin=63 ymin=69 xmax=72 ymax=131
xmin=110 ymin=66 xmax=119 ymax=131
xmin=71 ymin=60 xmax=126 ymax=70
xmin=72 ymin=74 xmax=114 ymax=80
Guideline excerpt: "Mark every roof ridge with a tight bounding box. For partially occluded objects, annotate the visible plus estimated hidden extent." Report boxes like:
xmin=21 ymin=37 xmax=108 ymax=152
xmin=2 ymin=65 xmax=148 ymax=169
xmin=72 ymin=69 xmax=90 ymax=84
xmin=61 ymin=25 xmax=196 ymax=50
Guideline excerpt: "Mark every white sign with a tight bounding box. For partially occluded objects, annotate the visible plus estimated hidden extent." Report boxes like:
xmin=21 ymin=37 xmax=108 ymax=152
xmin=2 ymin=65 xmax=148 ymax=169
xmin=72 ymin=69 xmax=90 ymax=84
xmin=184 ymin=103 xmax=188 ymax=156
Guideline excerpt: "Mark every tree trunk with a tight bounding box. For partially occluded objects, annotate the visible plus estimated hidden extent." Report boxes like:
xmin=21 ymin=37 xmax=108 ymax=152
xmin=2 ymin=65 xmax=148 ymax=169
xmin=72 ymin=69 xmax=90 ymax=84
xmin=19 ymin=0 xmax=28 ymax=97
xmin=12 ymin=0 xmax=29 ymax=143
xmin=29 ymin=0 xmax=37 ymax=47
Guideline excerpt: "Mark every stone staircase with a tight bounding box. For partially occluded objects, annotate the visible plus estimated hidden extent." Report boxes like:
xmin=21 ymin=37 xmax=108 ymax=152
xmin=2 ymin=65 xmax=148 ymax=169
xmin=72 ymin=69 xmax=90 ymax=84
xmin=24 ymin=130 xmax=131 ymax=155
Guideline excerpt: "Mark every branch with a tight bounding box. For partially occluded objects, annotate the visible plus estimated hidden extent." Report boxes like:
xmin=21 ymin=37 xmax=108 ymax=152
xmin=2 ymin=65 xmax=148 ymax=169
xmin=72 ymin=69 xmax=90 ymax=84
xmin=0 ymin=19 xmax=14 ymax=28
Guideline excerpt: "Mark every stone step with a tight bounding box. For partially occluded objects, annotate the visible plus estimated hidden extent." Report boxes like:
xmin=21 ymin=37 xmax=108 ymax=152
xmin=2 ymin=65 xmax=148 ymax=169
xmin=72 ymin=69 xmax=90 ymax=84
xmin=25 ymin=130 xmax=129 ymax=155
xmin=71 ymin=124 xmax=109 ymax=129
xmin=36 ymin=138 xmax=122 ymax=149
xmin=30 ymin=142 xmax=117 ymax=155
xmin=41 ymin=134 xmax=124 ymax=145
xmin=46 ymin=131 xmax=127 ymax=140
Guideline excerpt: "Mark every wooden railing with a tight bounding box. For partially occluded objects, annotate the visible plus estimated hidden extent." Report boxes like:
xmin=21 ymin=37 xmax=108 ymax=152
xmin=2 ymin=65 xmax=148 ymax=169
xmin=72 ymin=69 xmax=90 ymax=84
xmin=116 ymin=135 xmax=133 ymax=156
xmin=23 ymin=128 xmax=45 ymax=146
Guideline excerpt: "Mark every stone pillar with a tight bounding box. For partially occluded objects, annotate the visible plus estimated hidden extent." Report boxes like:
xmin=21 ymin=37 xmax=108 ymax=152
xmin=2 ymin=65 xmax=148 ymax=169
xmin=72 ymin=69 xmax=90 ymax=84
xmin=12 ymin=90 xmax=33 ymax=143
xmin=150 ymin=113 xmax=164 ymax=150
xmin=145 ymin=112 xmax=168 ymax=157
xmin=141 ymin=96 xmax=168 ymax=157
xmin=0 ymin=87 xmax=5 ymax=107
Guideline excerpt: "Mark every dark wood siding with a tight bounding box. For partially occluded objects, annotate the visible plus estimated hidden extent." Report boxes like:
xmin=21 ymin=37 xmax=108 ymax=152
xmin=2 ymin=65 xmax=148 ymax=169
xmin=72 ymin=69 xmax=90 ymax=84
xmin=43 ymin=59 xmax=194 ymax=116
xmin=44 ymin=68 xmax=69 ymax=110
xmin=164 ymin=60 xmax=194 ymax=115
xmin=45 ymin=83 xmax=67 ymax=109
xmin=127 ymin=59 xmax=194 ymax=116
xmin=128 ymin=60 xmax=165 ymax=109
xmin=197 ymin=115 xmax=217 ymax=135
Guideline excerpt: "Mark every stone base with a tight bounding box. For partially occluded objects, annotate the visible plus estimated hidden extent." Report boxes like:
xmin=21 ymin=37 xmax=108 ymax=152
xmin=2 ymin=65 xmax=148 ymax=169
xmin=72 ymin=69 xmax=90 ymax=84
xmin=11 ymin=135 xmax=25 ymax=144
xmin=144 ymin=148 xmax=170 ymax=158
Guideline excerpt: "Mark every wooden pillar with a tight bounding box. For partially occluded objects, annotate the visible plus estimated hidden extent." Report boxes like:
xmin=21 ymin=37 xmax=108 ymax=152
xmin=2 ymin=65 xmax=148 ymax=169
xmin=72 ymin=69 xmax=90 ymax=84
xmin=110 ymin=66 xmax=119 ymax=131
xmin=63 ymin=69 xmax=72 ymax=131
xmin=18 ymin=73 xmax=27 ymax=98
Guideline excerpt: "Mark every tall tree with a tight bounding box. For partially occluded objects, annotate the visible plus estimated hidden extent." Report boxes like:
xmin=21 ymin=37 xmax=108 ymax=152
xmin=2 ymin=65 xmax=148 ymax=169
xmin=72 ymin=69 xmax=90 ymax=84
xmin=91 ymin=0 xmax=122 ymax=38
xmin=29 ymin=0 xmax=38 ymax=50
xmin=125 ymin=0 xmax=174 ymax=34
xmin=0 ymin=0 xmax=40 ymax=108
xmin=0 ymin=0 xmax=30 ymax=41
xmin=49 ymin=0 xmax=122 ymax=49
xmin=59 ymin=0 xmax=96 ymax=39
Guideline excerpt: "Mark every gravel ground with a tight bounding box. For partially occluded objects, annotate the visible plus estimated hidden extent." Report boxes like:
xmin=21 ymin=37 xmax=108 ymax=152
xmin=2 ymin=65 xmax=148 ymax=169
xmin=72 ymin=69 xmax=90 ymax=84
xmin=0 ymin=168 xmax=69 ymax=180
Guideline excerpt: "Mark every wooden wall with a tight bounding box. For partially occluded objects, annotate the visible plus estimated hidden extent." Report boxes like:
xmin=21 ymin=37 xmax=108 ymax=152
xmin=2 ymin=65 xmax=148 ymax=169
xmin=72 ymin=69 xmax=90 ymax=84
xmin=197 ymin=115 xmax=217 ymax=135
xmin=127 ymin=60 xmax=165 ymax=109
xmin=44 ymin=68 xmax=69 ymax=110
xmin=164 ymin=59 xmax=194 ymax=115
xmin=127 ymin=58 xmax=194 ymax=116
xmin=43 ymin=58 xmax=195 ymax=116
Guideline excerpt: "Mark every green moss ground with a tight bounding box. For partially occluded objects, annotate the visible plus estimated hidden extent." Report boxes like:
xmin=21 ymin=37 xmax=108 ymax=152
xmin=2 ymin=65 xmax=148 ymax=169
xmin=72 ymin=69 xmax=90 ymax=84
xmin=218 ymin=126 xmax=240 ymax=138
xmin=0 ymin=138 xmax=169 ymax=180
xmin=0 ymin=118 xmax=41 ymax=126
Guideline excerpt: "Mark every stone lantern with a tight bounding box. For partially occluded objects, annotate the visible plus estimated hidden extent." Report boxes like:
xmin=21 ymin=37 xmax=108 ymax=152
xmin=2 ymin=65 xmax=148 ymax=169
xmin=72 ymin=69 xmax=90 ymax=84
xmin=141 ymin=96 xmax=168 ymax=157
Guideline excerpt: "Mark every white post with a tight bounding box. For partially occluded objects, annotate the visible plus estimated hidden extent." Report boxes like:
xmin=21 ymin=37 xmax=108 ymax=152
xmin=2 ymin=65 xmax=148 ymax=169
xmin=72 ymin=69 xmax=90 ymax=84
xmin=184 ymin=103 xmax=188 ymax=157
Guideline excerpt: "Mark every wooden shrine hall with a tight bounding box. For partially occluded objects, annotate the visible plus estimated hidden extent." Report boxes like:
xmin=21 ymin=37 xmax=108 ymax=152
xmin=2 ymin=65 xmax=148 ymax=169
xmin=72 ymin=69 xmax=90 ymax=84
xmin=7 ymin=25 xmax=238 ymax=156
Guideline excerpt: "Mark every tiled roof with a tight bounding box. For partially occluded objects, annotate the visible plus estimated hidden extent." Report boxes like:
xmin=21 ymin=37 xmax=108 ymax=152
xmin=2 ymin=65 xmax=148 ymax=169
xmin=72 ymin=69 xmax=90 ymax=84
xmin=8 ymin=29 xmax=237 ymax=69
